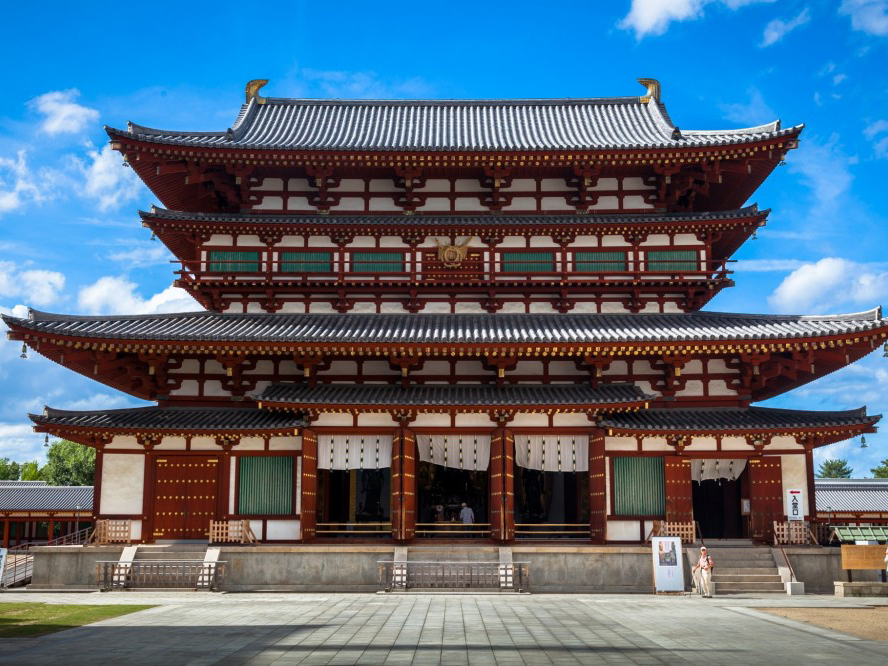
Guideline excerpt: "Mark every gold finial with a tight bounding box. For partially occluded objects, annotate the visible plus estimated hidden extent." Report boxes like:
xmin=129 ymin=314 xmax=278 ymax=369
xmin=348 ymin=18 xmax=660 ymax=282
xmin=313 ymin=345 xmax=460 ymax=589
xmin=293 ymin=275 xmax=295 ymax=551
xmin=637 ymin=78 xmax=661 ymax=104
xmin=245 ymin=79 xmax=269 ymax=104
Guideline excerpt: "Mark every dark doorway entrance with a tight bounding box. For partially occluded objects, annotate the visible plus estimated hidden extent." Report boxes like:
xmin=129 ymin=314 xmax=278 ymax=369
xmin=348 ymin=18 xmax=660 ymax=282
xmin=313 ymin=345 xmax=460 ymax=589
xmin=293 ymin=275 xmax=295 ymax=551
xmin=416 ymin=462 xmax=488 ymax=537
xmin=317 ymin=468 xmax=391 ymax=535
xmin=515 ymin=468 xmax=589 ymax=538
xmin=692 ymin=466 xmax=749 ymax=539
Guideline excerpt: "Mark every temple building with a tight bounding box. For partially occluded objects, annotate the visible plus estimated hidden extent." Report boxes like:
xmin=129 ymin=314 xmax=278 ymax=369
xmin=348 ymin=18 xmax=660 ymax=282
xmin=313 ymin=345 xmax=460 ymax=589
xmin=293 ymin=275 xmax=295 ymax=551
xmin=5 ymin=79 xmax=886 ymax=547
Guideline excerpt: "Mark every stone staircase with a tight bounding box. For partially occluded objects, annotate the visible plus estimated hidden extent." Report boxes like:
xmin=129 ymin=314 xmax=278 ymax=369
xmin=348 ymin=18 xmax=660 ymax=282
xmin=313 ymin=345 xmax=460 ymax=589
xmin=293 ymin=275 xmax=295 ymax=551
xmin=701 ymin=545 xmax=785 ymax=594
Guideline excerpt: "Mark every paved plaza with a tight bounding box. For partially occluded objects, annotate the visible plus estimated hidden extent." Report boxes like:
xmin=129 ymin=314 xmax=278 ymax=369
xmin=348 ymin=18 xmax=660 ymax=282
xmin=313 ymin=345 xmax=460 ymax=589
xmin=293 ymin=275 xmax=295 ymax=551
xmin=1 ymin=592 xmax=887 ymax=665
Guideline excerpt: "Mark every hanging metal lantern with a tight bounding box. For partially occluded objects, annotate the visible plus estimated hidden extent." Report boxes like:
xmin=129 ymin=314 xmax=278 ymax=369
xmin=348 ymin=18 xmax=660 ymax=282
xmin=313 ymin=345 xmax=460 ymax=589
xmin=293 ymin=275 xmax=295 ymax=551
xmin=20 ymin=343 xmax=27 ymax=359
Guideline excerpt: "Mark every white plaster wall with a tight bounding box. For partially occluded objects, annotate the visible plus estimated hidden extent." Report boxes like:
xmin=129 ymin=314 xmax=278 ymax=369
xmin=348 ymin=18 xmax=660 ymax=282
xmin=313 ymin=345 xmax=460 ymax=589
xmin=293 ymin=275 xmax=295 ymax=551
xmin=356 ymin=413 xmax=397 ymax=427
xmin=508 ymin=414 xmax=548 ymax=427
xmin=454 ymin=414 xmax=496 ymax=427
xmin=296 ymin=457 xmax=302 ymax=514
xmin=721 ymin=436 xmax=751 ymax=451
xmin=130 ymin=520 xmax=142 ymax=542
xmin=708 ymin=380 xmax=737 ymax=397
xmin=675 ymin=380 xmax=705 ymax=397
xmin=269 ymin=436 xmax=301 ymax=451
xmin=772 ymin=435 xmax=802 ymax=450
xmin=641 ymin=437 xmax=673 ymax=452
xmin=155 ymin=436 xmax=186 ymax=451
xmin=781 ymin=454 xmax=809 ymax=517
xmin=689 ymin=436 xmax=718 ymax=451
xmin=412 ymin=414 xmax=452 ymax=427
xmin=238 ymin=437 xmax=265 ymax=451
xmin=229 ymin=457 xmax=236 ymax=514
xmin=311 ymin=413 xmax=353 ymax=427
xmin=605 ymin=436 xmax=637 ymax=452
xmin=266 ymin=520 xmax=301 ymax=541
xmin=191 ymin=436 xmax=219 ymax=451
xmin=607 ymin=521 xmax=640 ymax=541
xmin=552 ymin=413 xmax=591 ymax=427
xmin=106 ymin=435 xmax=141 ymax=451
xmin=101 ymin=453 xmax=144 ymax=515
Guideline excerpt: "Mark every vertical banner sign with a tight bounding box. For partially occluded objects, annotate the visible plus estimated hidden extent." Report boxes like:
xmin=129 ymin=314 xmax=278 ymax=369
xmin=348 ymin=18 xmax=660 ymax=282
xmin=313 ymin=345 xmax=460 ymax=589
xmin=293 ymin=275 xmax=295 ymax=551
xmin=787 ymin=488 xmax=803 ymax=521
xmin=0 ymin=547 xmax=7 ymax=587
xmin=652 ymin=536 xmax=685 ymax=593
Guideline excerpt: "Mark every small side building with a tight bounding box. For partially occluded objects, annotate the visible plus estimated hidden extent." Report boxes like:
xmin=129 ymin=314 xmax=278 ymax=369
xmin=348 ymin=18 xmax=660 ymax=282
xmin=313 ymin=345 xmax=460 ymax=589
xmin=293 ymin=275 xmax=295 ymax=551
xmin=815 ymin=478 xmax=888 ymax=525
xmin=0 ymin=480 xmax=93 ymax=547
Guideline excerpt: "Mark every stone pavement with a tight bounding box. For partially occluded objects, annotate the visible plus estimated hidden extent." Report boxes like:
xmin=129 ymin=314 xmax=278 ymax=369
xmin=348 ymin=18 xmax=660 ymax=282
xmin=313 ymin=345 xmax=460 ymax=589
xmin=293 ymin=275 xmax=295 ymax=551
xmin=1 ymin=592 xmax=887 ymax=665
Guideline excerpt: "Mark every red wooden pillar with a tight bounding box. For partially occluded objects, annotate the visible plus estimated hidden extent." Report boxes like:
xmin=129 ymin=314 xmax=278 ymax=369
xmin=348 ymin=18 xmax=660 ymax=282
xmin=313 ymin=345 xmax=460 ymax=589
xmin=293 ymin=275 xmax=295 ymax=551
xmin=503 ymin=429 xmax=515 ymax=542
xmin=489 ymin=430 xmax=504 ymax=541
xmin=301 ymin=429 xmax=318 ymax=542
xmin=804 ymin=442 xmax=816 ymax=521
xmin=2 ymin=517 xmax=9 ymax=549
xmin=664 ymin=457 xmax=693 ymax=523
xmin=402 ymin=429 xmax=417 ymax=541
xmin=47 ymin=516 xmax=55 ymax=542
xmin=589 ymin=432 xmax=607 ymax=543
xmin=391 ymin=430 xmax=402 ymax=540
xmin=749 ymin=455 xmax=783 ymax=543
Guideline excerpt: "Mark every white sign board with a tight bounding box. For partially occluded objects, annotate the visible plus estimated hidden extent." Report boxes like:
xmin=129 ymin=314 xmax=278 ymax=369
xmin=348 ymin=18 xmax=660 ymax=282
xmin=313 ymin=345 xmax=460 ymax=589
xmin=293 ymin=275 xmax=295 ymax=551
xmin=787 ymin=488 xmax=804 ymax=521
xmin=0 ymin=547 xmax=7 ymax=587
xmin=652 ymin=536 xmax=685 ymax=593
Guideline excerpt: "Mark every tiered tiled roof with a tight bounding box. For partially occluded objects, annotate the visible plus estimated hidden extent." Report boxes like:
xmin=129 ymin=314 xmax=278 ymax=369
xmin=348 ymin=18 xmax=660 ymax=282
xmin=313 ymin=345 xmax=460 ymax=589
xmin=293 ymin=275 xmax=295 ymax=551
xmin=815 ymin=479 xmax=888 ymax=513
xmin=5 ymin=309 xmax=886 ymax=344
xmin=0 ymin=482 xmax=93 ymax=512
xmin=257 ymin=383 xmax=650 ymax=410
xmin=107 ymin=95 xmax=800 ymax=152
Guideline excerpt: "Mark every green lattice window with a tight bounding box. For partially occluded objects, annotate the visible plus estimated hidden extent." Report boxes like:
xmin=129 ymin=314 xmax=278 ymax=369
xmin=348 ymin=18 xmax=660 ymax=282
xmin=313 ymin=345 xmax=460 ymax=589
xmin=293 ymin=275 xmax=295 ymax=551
xmin=208 ymin=250 xmax=261 ymax=273
xmin=574 ymin=251 xmax=627 ymax=272
xmin=352 ymin=251 xmax=404 ymax=273
xmin=238 ymin=456 xmax=293 ymax=515
xmin=613 ymin=457 xmax=665 ymax=516
xmin=280 ymin=251 xmax=333 ymax=273
xmin=502 ymin=251 xmax=555 ymax=273
xmin=646 ymin=250 xmax=698 ymax=272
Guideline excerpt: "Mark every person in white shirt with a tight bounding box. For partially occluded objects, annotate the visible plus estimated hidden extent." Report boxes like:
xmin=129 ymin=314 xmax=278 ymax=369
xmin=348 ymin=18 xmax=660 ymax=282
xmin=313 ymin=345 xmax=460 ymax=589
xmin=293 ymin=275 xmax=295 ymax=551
xmin=692 ymin=546 xmax=714 ymax=598
xmin=459 ymin=502 xmax=475 ymax=525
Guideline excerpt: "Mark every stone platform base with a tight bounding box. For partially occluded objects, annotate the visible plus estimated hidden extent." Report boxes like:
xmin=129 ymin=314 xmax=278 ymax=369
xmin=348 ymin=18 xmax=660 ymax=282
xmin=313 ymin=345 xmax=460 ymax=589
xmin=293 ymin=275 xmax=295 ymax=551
xmin=26 ymin=543 xmax=876 ymax=594
xmin=834 ymin=581 xmax=888 ymax=597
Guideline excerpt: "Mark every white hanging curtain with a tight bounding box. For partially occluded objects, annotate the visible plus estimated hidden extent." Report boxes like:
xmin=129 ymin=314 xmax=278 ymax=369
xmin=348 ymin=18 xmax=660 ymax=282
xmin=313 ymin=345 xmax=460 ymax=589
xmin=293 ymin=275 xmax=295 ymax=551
xmin=416 ymin=434 xmax=491 ymax=471
xmin=514 ymin=435 xmax=589 ymax=472
xmin=317 ymin=434 xmax=393 ymax=470
xmin=691 ymin=458 xmax=747 ymax=482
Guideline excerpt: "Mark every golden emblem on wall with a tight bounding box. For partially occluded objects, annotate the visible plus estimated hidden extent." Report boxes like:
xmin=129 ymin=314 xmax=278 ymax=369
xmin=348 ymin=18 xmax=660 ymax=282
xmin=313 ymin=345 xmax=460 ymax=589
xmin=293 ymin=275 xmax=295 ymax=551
xmin=434 ymin=237 xmax=474 ymax=268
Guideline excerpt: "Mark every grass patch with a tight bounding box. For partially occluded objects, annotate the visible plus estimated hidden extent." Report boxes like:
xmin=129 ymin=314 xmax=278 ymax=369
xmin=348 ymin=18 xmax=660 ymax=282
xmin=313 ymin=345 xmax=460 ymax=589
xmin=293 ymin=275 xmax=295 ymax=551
xmin=0 ymin=603 xmax=153 ymax=638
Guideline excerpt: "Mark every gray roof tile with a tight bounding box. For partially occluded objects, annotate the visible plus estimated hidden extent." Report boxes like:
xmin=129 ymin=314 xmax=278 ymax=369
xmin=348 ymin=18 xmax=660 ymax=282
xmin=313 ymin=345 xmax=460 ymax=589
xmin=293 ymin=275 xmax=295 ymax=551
xmin=107 ymin=95 xmax=801 ymax=152
xmin=30 ymin=406 xmax=303 ymax=432
xmin=815 ymin=479 xmax=888 ymax=512
xmin=598 ymin=406 xmax=880 ymax=432
xmin=257 ymin=382 xmax=649 ymax=408
xmin=5 ymin=309 xmax=885 ymax=345
xmin=0 ymin=482 xmax=93 ymax=511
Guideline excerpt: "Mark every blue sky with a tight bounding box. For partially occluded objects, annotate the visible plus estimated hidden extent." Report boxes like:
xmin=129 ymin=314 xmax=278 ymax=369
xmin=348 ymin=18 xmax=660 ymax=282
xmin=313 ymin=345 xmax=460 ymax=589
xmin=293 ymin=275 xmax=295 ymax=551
xmin=1 ymin=0 xmax=887 ymax=475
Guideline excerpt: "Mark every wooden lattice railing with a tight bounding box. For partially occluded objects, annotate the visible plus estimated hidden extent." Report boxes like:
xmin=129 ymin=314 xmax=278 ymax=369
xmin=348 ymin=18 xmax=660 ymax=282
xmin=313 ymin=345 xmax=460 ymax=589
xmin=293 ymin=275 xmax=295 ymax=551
xmin=209 ymin=519 xmax=257 ymax=544
xmin=89 ymin=520 xmax=132 ymax=545
xmin=648 ymin=520 xmax=697 ymax=544
xmin=773 ymin=521 xmax=816 ymax=545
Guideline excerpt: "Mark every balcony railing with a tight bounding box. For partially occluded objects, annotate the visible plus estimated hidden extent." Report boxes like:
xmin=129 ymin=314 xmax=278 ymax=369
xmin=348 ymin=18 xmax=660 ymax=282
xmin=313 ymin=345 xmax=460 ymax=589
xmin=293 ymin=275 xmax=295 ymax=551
xmin=315 ymin=522 xmax=392 ymax=537
xmin=414 ymin=522 xmax=491 ymax=538
xmin=514 ymin=523 xmax=591 ymax=539
xmin=378 ymin=560 xmax=529 ymax=591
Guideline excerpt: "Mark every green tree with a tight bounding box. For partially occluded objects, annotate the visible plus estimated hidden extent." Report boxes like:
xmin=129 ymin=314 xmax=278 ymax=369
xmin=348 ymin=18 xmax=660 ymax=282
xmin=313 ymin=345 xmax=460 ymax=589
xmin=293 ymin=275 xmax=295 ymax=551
xmin=40 ymin=440 xmax=95 ymax=486
xmin=0 ymin=457 xmax=22 ymax=480
xmin=871 ymin=459 xmax=888 ymax=479
xmin=817 ymin=458 xmax=853 ymax=478
xmin=19 ymin=460 xmax=42 ymax=481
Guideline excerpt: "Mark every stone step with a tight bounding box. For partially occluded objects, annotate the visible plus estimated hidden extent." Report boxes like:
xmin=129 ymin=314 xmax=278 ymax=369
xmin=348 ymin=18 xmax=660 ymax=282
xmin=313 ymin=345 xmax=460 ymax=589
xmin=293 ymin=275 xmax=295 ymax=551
xmin=715 ymin=581 xmax=786 ymax=593
xmin=714 ymin=567 xmax=782 ymax=575
xmin=713 ymin=574 xmax=783 ymax=583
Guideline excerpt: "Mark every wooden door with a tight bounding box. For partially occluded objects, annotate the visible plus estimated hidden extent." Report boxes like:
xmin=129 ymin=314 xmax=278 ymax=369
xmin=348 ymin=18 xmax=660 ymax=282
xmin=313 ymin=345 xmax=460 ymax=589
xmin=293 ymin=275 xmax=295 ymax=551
xmin=664 ymin=457 xmax=693 ymax=523
xmin=401 ymin=430 xmax=417 ymax=541
xmin=749 ymin=456 xmax=783 ymax=542
xmin=489 ymin=430 xmax=504 ymax=541
xmin=589 ymin=436 xmax=607 ymax=543
xmin=502 ymin=430 xmax=515 ymax=542
xmin=301 ymin=430 xmax=318 ymax=541
xmin=153 ymin=456 xmax=220 ymax=540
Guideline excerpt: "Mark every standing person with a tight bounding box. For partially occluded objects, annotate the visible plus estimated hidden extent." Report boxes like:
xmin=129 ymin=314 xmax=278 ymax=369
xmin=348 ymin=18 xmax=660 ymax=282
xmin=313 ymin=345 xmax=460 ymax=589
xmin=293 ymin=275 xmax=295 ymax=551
xmin=459 ymin=502 xmax=475 ymax=525
xmin=692 ymin=546 xmax=714 ymax=598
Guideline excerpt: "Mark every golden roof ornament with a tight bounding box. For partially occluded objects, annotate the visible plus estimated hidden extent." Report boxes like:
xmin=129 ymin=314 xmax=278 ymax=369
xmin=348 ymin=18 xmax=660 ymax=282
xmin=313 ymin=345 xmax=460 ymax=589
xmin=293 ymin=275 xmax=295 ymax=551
xmin=434 ymin=237 xmax=474 ymax=268
xmin=637 ymin=78 xmax=661 ymax=104
xmin=245 ymin=79 xmax=269 ymax=105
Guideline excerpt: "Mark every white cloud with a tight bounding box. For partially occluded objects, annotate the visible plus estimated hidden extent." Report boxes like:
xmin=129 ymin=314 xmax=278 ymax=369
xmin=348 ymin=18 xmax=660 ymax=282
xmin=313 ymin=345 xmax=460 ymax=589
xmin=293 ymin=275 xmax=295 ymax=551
xmin=768 ymin=258 xmax=888 ymax=312
xmin=108 ymin=243 xmax=173 ymax=268
xmin=59 ymin=393 xmax=135 ymax=411
xmin=0 ymin=423 xmax=45 ymax=461
xmin=295 ymin=69 xmax=433 ymax=99
xmin=787 ymin=135 xmax=856 ymax=211
xmin=865 ymin=120 xmax=888 ymax=158
xmin=0 ymin=261 xmax=66 ymax=307
xmin=839 ymin=0 xmax=888 ymax=35
xmin=760 ymin=8 xmax=810 ymax=47
xmin=619 ymin=0 xmax=773 ymax=39
xmin=832 ymin=73 xmax=848 ymax=85
xmin=733 ymin=259 xmax=805 ymax=272
xmin=0 ymin=150 xmax=43 ymax=215
xmin=74 ymin=142 xmax=143 ymax=211
xmin=29 ymin=89 xmax=99 ymax=135
xmin=721 ymin=88 xmax=776 ymax=126
xmin=78 ymin=276 xmax=196 ymax=315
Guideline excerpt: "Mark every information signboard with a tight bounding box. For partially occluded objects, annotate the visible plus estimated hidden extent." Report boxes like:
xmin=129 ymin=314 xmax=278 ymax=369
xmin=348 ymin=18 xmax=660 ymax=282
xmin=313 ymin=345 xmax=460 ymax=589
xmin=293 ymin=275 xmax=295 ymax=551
xmin=651 ymin=536 xmax=685 ymax=593
xmin=0 ymin=547 xmax=7 ymax=588
xmin=787 ymin=488 xmax=804 ymax=521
